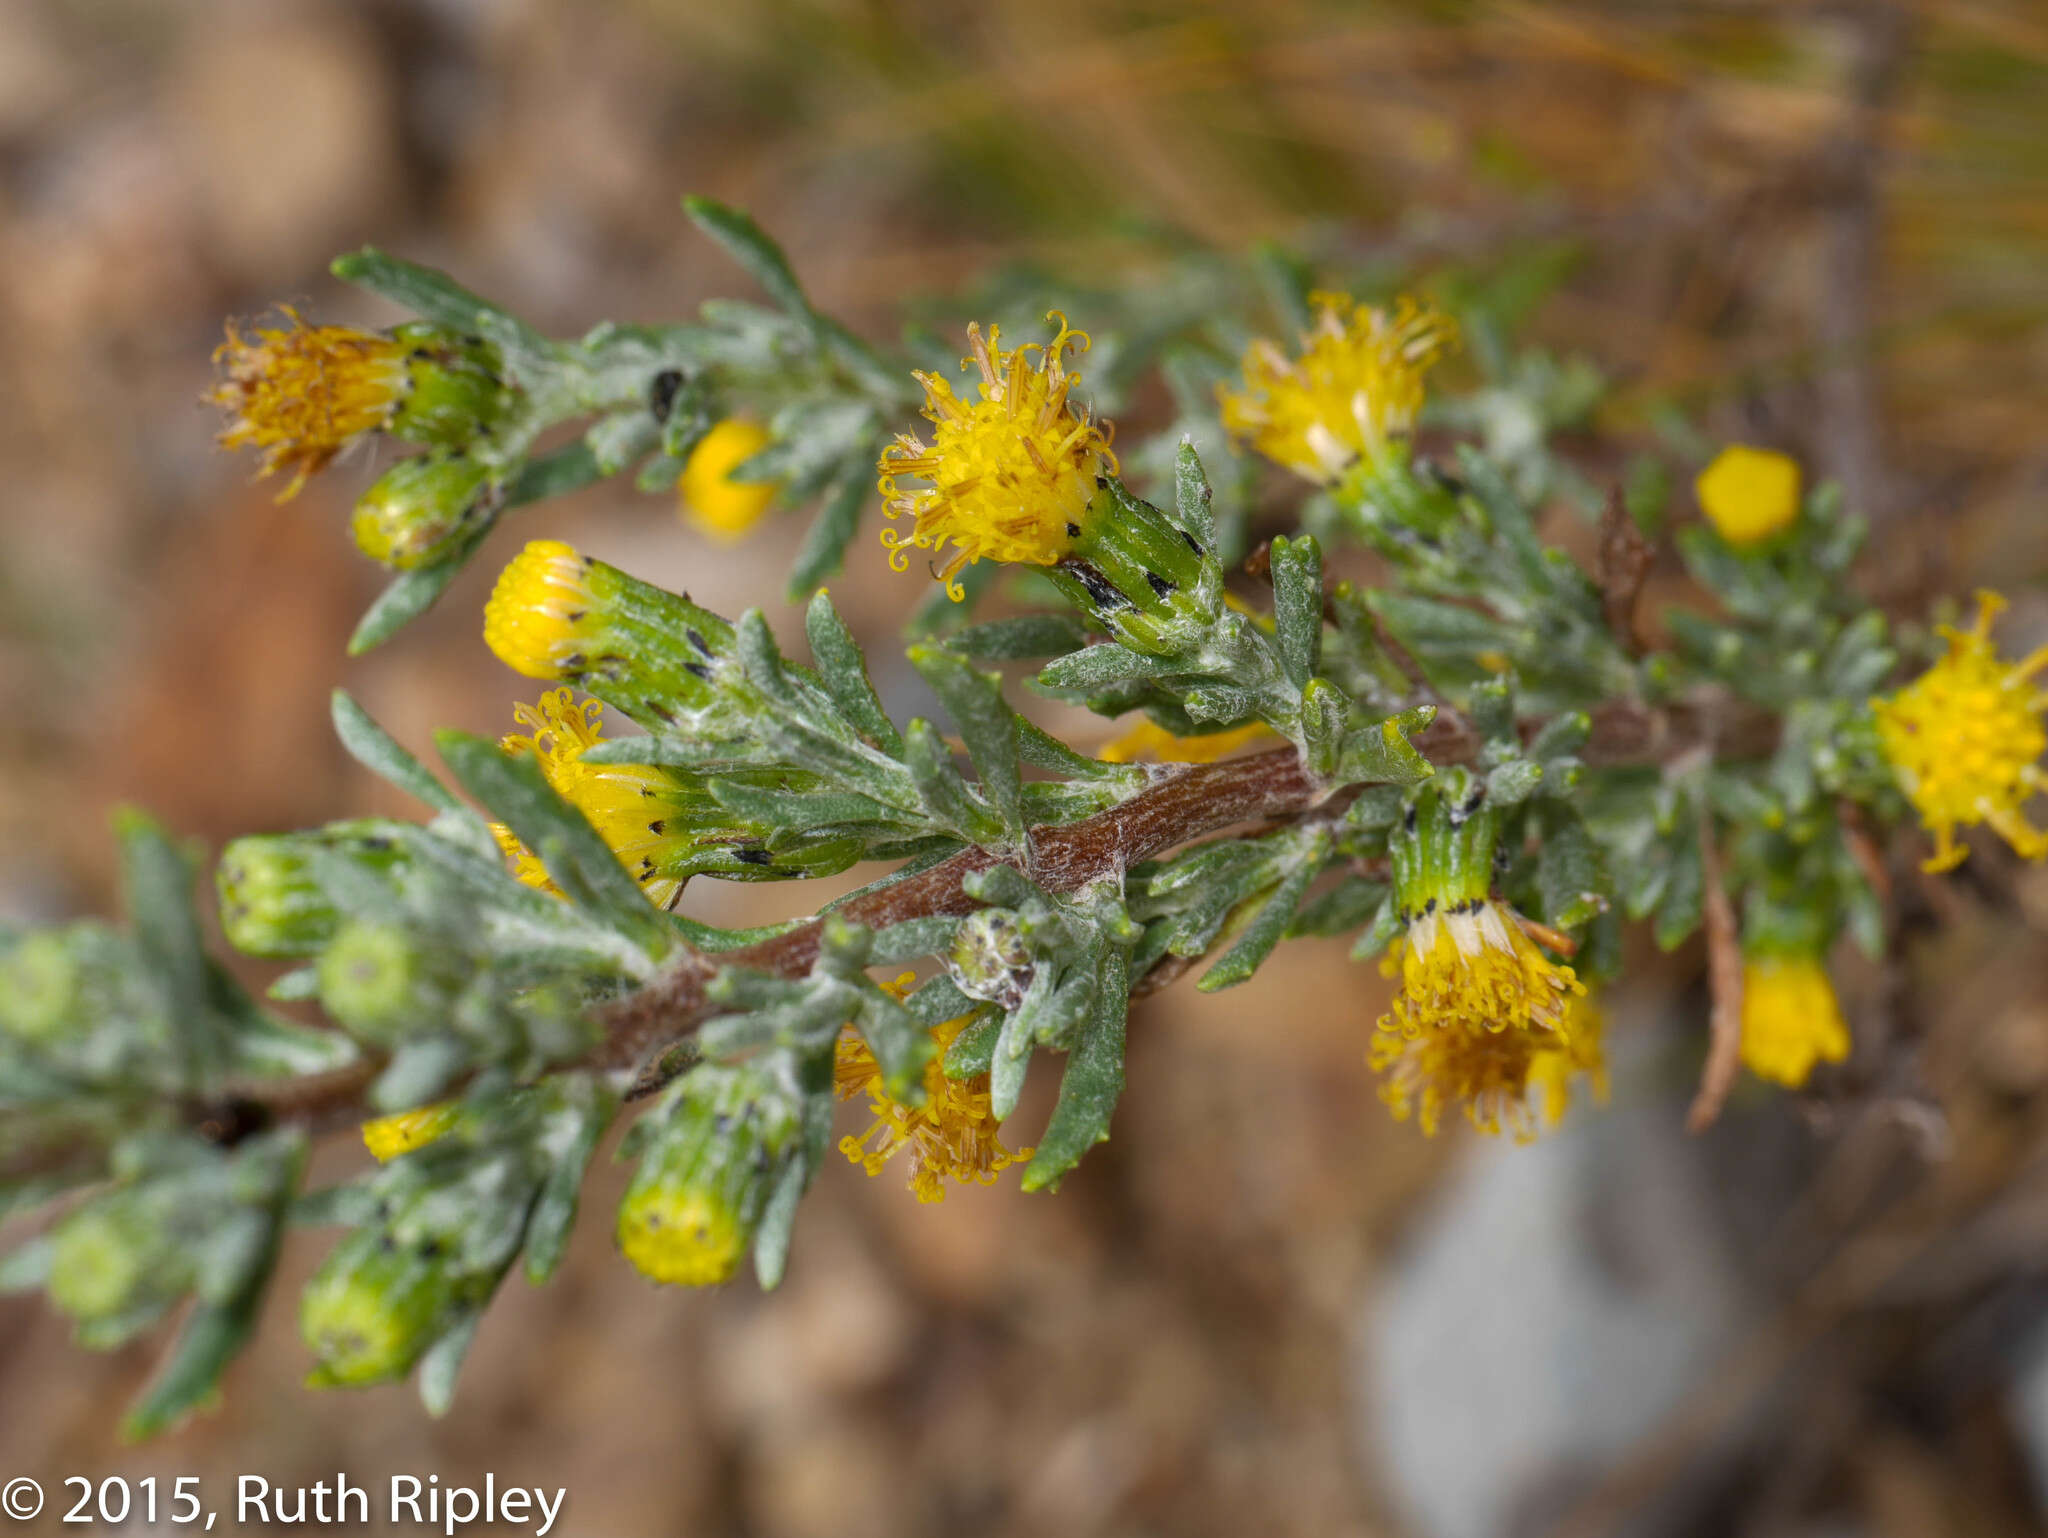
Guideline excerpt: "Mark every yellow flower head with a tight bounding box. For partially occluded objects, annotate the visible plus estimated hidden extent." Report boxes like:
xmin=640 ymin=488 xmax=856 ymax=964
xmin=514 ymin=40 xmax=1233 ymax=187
xmin=361 ymin=1102 xmax=461 ymax=1162
xmin=616 ymin=1178 xmax=747 ymax=1287
xmin=490 ymin=688 xmax=690 ymax=909
xmin=1740 ymin=953 xmax=1850 ymax=1088
xmin=210 ymin=308 xmax=407 ymax=499
xmin=877 ymin=313 xmax=1117 ymax=599
xmin=1696 ymin=445 xmax=1802 ymax=547
xmin=1096 ymin=717 xmax=1280 ymax=765
xmin=484 ymin=539 xmax=599 ymax=681
xmin=1528 ymin=989 xmax=1610 ymax=1128
xmin=835 ymin=983 xmax=1029 ymax=1202
xmin=1872 ymin=590 xmax=2048 ymax=873
xmin=1372 ymin=972 xmax=1605 ymax=1138
xmin=1218 ymin=293 xmax=1456 ymax=483
xmin=1377 ymin=900 xmax=1584 ymax=1041
xmin=680 ymin=418 xmax=779 ymax=541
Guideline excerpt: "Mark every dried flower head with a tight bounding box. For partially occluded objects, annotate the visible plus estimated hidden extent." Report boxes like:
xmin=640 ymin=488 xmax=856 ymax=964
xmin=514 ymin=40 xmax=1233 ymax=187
xmin=210 ymin=309 xmax=407 ymax=499
xmin=1872 ymin=590 xmax=2048 ymax=873
xmin=1218 ymin=293 xmax=1456 ymax=483
xmin=877 ymin=314 xmax=1117 ymax=598
xmin=835 ymin=982 xmax=1028 ymax=1202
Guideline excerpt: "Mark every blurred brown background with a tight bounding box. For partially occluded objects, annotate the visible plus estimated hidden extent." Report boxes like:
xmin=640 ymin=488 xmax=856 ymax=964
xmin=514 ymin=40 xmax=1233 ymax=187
xmin=3 ymin=2 xmax=2048 ymax=1535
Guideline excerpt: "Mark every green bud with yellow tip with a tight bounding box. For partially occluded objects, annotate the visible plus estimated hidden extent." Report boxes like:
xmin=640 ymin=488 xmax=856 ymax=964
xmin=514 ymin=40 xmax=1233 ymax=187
xmin=616 ymin=1065 xmax=799 ymax=1287
xmin=317 ymin=921 xmax=464 ymax=1048
xmin=351 ymin=451 xmax=495 ymax=570
xmin=299 ymin=1227 xmax=470 ymax=1387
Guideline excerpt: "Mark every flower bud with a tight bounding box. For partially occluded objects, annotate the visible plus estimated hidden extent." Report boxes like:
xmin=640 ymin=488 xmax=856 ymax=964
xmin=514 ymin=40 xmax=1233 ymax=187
xmin=47 ymin=1190 xmax=189 ymax=1328
xmin=0 ymin=930 xmax=82 ymax=1042
xmin=384 ymin=324 xmax=513 ymax=449
xmin=350 ymin=451 xmax=495 ymax=570
xmin=300 ymin=1227 xmax=467 ymax=1386
xmin=217 ymin=837 xmax=334 ymax=958
xmin=617 ymin=1066 xmax=798 ymax=1287
xmin=679 ymin=418 xmax=779 ymax=541
xmin=316 ymin=921 xmax=464 ymax=1048
xmin=482 ymin=540 xmax=740 ymax=730
xmin=1043 ymin=477 xmax=1221 ymax=656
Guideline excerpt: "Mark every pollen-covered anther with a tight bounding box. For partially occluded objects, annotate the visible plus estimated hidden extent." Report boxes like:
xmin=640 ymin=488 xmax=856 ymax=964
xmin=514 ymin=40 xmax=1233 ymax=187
xmin=484 ymin=540 xmax=599 ymax=681
xmin=1872 ymin=590 xmax=2048 ymax=873
xmin=1218 ymin=292 xmax=1456 ymax=484
xmin=209 ymin=309 xmax=408 ymax=499
xmin=875 ymin=313 xmax=1117 ymax=599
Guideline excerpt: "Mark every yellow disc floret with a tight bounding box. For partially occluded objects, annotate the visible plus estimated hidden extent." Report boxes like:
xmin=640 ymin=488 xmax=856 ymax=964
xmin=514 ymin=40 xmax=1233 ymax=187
xmin=1872 ymin=590 xmax=2048 ymax=873
xmin=1528 ymin=990 xmax=1610 ymax=1128
xmin=1376 ymin=900 xmax=1584 ymax=1041
xmin=834 ymin=989 xmax=1029 ymax=1203
xmin=1739 ymin=953 xmax=1850 ymax=1088
xmin=1218 ymin=293 xmax=1456 ymax=484
xmin=1371 ymin=1012 xmax=1545 ymax=1138
xmin=483 ymin=540 xmax=598 ymax=681
xmin=490 ymin=688 xmax=689 ymax=908
xmin=616 ymin=1180 xmax=747 ymax=1287
xmin=877 ymin=313 xmax=1117 ymax=599
xmin=680 ymin=418 xmax=779 ymax=541
xmin=210 ymin=309 xmax=407 ymax=500
xmin=361 ymin=1102 xmax=461 ymax=1163
xmin=1696 ymin=445 xmax=1802 ymax=547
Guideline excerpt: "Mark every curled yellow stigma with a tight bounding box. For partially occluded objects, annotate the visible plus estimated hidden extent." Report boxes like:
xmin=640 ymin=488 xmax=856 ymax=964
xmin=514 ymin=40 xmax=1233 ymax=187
xmin=1218 ymin=293 xmax=1456 ymax=484
xmin=679 ymin=418 xmax=779 ymax=541
xmin=1739 ymin=954 xmax=1850 ymax=1088
xmin=484 ymin=540 xmax=597 ymax=680
xmin=361 ymin=1102 xmax=460 ymax=1163
xmin=490 ymin=688 xmax=688 ymax=909
xmin=617 ymin=1180 xmax=746 ymax=1287
xmin=209 ymin=309 xmax=407 ymax=500
xmin=834 ymin=981 xmax=1029 ymax=1202
xmin=1695 ymin=445 xmax=1802 ymax=547
xmin=1376 ymin=900 xmax=1583 ymax=1041
xmin=1096 ymin=718 xmax=1280 ymax=765
xmin=1871 ymin=590 xmax=2048 ymax=873
xmin=876 ymin=313 xmax=1117 ymax=599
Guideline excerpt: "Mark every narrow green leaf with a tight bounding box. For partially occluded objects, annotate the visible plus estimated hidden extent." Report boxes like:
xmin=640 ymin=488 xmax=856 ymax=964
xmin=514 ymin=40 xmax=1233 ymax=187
xmin=909 ymin=645 xmax=1023 ymax=837
xmin=805 ymin=590 xmax=903 ymax=752
xmin=1198 ymin=830 xmax=1329 ymax=991
xmin=787 ymin=464 xmax=871 ymax=599
xmin=1269 ymin=535 xmax=1323 ymax=690
xmin=1021 ymin=946 xmax=1129 ymax=1192
xmin=435 ymin=731 xmax=672 ymax=957
xmin=122 ymin=1297 xmax=261 ymax=1441
xmin=416 ymin=1310 xmax=482 ymax=1419
xmin=683 ymin=196 xmax=812 ymax=322
xmin=331 ymin=691 xmax=466 ymax=816
xmin=1174 ymin=440 xmax=1217 ymax=547
xmin=947 ymin=613 xmax=1093 ymax=661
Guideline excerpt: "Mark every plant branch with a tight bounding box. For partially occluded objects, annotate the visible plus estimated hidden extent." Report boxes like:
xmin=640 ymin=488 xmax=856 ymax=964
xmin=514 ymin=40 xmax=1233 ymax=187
xmin=225 ymin=692 xmax=1778 ymax=1134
